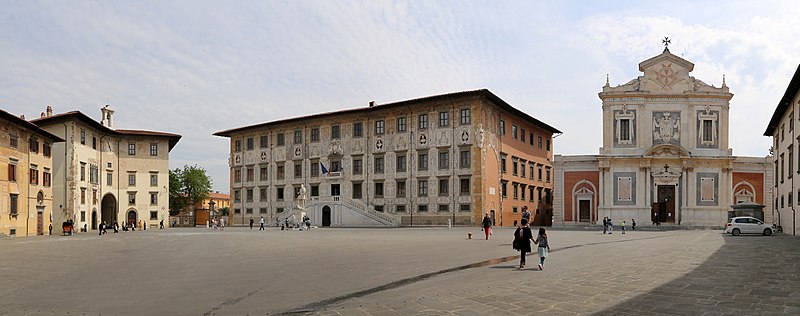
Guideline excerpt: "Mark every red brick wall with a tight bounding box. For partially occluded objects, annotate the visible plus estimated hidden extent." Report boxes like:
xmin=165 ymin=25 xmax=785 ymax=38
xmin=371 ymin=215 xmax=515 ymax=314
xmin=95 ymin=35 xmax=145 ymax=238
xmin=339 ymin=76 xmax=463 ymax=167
xmin=562 ymin=171 xmax=600 ymax=222
xmin=732 ymin=172 xmax=765 ymax=205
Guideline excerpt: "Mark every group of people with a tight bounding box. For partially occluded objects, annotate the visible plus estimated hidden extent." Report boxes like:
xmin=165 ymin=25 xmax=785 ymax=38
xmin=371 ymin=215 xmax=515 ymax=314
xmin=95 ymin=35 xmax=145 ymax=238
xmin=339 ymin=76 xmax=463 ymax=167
xmin=479 ymin=207 xmax=552 ymax=271
xmin=208 ymin=217 xmax=225 ymax=230
xmin=98 ymin=220 xmax=147 ymax=235
xmin=249 ymin=215 xmax=312 ymax=231
xmin=601 ymin=217 xmax=636 ymax=234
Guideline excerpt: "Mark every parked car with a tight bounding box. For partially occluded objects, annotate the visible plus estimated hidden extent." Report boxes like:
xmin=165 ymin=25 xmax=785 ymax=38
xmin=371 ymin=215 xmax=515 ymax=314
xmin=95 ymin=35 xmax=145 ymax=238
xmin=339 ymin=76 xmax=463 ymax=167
xmin=724 ymin=216 xmax=776 ymax=236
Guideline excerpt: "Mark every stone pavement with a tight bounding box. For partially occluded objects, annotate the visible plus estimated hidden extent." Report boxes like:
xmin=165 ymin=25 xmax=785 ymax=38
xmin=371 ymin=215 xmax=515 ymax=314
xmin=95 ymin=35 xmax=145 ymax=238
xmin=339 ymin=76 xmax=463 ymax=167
xmin=0 ymin=227 xmax=797 ymax=315
xmin=309 ymin=230 xmax=800 ymax=316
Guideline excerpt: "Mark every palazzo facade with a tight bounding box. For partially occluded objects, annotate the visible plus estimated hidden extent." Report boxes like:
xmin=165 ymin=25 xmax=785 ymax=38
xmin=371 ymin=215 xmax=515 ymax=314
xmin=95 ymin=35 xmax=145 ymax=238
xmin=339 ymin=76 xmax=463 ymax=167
xmin=554 ymin=48 xmax=773 ymax=227
xmin=215 ymin=89 xmax=559 ymax=227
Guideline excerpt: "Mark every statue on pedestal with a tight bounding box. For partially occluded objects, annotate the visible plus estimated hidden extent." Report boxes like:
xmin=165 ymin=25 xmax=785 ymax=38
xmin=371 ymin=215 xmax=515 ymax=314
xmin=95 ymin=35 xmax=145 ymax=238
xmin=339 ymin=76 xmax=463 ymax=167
xmin=296 ymin=184 xmax=307 ymax=210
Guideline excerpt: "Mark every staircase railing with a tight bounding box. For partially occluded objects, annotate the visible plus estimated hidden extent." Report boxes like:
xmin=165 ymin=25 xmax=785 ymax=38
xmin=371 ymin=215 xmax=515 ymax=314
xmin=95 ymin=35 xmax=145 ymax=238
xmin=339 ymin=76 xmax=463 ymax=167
xmin=309 ymin=196 xmax=399 ymax=227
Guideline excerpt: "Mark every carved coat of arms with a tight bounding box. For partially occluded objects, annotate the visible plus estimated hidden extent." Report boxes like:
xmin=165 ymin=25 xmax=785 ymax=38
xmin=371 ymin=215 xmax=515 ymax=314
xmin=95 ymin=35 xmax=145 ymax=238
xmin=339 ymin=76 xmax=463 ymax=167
xmin=653 ymin=113 xmax=680 ymax=142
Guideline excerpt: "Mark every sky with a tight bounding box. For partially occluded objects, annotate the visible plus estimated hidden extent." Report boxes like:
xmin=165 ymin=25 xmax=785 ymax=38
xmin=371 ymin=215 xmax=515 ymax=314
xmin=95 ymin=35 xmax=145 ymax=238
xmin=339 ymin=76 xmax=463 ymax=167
xmin=2 ymin=0 xmax=800 ymax=193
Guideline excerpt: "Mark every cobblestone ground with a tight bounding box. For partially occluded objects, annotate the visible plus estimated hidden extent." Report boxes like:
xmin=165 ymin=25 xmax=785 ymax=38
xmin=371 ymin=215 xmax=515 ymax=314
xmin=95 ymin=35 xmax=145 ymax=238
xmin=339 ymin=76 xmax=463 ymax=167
xmin=310 ymin=231 xmax=800 ymax=316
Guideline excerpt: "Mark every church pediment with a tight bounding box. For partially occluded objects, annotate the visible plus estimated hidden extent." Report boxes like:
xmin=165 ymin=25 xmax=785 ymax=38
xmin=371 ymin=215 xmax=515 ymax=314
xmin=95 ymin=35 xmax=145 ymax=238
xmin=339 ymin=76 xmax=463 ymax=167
xmin=639 ymin=49 xmax=695 ymax=93
xmin=645 ymin=144 xmax=689 ymax=157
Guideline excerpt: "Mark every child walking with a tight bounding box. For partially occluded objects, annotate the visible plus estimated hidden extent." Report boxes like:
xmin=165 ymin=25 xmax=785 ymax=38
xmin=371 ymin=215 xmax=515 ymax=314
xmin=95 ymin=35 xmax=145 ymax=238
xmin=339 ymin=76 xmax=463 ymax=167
xmin=533 ymin=227 xmax=551 ymax=270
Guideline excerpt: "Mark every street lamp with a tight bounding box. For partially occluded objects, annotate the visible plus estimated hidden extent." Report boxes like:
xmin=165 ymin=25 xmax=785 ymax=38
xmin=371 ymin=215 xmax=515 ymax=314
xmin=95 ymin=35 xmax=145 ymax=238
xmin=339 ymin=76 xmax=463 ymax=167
xmin=208 ymin=200 xmax=216 ymax=227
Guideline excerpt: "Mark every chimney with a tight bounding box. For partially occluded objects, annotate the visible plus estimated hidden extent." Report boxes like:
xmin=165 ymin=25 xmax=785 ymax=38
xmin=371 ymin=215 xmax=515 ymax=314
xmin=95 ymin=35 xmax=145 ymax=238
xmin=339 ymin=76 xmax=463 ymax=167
xmin=46 ymin=105 xmax=53 ymax=117
xmin=369 ymin=101 xmax=376 ymax=107
xmin=100 ymin=105 xmax=115 ymax=128
xmin=19 ymin=114 xmax=25 ymax=119
xmin=40 ymin=112 xmax=46 ymax=118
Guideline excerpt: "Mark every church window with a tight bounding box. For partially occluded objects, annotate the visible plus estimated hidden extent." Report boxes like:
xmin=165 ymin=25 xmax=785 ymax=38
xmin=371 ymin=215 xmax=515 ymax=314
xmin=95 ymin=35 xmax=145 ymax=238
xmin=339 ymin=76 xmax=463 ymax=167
xmin=614 ymin=108 xmax=635 ymax=146
xmin=702 ymin=120 xmax=713 ymax=142
xmin=620 ymin=119 xmax=630 ymax=141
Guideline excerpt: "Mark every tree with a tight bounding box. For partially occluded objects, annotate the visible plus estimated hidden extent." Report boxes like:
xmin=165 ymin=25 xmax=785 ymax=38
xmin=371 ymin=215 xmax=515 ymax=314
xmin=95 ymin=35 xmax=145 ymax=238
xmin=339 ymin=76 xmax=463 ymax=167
xmin=169 ymin=165 xmax=213 ymax=216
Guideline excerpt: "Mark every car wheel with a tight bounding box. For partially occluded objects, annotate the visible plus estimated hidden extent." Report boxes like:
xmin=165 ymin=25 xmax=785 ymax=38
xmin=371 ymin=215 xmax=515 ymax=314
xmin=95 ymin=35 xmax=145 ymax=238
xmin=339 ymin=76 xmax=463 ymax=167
xmin=763 ymin=228 xmax=772 ymax=236
xmin=732 ymin=228 xmax=741 ymax=236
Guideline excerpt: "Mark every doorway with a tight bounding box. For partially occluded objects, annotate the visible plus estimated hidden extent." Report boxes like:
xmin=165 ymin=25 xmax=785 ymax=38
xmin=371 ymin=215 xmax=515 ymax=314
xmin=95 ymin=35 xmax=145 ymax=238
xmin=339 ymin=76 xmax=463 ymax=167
xmin=322 ymin=205 xmax=331 ymax=227
xmin=101 ymin=194 xmax=117 ymax=224
xmin=37 ymin=208 xmax=44 ymax=235
xmin=128 ymin=210 xmax=138 ymax=227
xmin=91 ymin=210 xmax=97 ymax=230
xmin=579 ymin=200 xmax=590 ymax=222
xmin=656 ymin=185 xmax=676 ymax=223
xmin=490 ymin=210 xmax=496 ymax=226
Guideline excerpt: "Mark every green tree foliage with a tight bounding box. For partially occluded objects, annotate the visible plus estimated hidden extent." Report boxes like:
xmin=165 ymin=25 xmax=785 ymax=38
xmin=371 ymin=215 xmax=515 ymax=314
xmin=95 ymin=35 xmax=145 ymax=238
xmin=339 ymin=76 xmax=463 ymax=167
xmin=169 ymin=165 xmax=213 ymax=216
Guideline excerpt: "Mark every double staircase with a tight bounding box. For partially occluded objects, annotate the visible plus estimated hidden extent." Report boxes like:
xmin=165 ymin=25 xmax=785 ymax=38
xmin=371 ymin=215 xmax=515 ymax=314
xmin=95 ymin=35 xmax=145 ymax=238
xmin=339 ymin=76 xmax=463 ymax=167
xmin=308 ymin=196 xmax=400 ymax=227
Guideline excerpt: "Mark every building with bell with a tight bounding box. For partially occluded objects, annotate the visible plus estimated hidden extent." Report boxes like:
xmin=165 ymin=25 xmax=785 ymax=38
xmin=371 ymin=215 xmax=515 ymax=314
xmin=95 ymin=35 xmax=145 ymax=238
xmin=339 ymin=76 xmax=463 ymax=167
xmin=554 ymin=45 xmax=773 ymax=227
xmin=214 ymin=89 xmax=560 ymax=227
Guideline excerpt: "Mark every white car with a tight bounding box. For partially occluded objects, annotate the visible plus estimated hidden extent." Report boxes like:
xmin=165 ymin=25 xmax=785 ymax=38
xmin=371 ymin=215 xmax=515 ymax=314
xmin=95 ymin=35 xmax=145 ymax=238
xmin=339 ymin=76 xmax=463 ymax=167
xmin=724 ymin=216 xmax=776 ymax=236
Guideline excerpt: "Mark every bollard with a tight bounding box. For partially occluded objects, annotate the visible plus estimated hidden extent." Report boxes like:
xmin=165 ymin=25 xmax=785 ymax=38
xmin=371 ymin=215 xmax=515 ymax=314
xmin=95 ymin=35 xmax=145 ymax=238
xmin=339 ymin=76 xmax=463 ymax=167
xmin=447 ymin=219 xmax=452 ymax=228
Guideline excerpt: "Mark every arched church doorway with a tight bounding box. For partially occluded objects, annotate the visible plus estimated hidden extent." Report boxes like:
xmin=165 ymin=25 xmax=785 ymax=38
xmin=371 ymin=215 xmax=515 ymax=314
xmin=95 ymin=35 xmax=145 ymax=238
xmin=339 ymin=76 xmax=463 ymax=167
xmin=127 ymin=210 xmax=138 ymax=228
xmin=101 ymin=194 xmax=117 ymax=224
xmin=322 ymin=206 xmax=331 ymax=227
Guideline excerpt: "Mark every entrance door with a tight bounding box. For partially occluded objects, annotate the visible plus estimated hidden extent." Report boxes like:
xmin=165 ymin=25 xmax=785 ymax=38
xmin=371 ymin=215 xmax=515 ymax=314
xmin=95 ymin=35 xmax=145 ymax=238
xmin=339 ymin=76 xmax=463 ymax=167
xmin=128 ymin=211 xmax=137 ymax=228
xmin=91 ymin=211 xmax=97 ymax=230
xmin=490 ymin=210 xmax=496 ymax=226
xmin=37 ymin=209 xmax=44 ymax=235
xmin=657 ymin=185 xmax=676 ymax=223
xmin=322 ymin=205 xmax=331 ymax=226
xmin=579 ymin=200 xmax=590 ymax=222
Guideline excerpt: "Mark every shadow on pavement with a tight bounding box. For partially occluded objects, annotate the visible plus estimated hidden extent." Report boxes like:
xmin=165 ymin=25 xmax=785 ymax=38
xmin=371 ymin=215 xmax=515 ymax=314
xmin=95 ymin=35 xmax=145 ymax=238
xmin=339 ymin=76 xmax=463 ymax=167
xmin=593 ymin=234 xmax=800 ymax=315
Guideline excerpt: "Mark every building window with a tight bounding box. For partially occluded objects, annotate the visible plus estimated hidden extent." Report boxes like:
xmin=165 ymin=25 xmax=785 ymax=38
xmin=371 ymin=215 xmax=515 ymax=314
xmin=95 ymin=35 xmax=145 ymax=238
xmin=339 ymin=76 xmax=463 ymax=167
xmin=7 ymin=162 xmax=17 ymax=182
xmin=396 ymin=180 xmax=406 ymax=197
xmin=80 ymin=162 xmax=86 ymax=181
xmin=520 ymin=184 xmax=526 ymax=200
xmin=260 ymin=165 xmax=269 ymax=181
xmin=235 ymin=140 xmax=242 ymax=151
xmin=530 ymin=132 xmax=534 ymax=145
xmin=513 ymin=183 xmax=518 ymax=199
xmin=458 ymin=149 xmax=470 ymax=168
xmin=396 ymin=205 xmax=406 ymax=213
xmin=276 ymin=187 xmax=284 ymax=200
xmin=530 ymin=165 xmax=535 ymax=179
xmin=247 ymin=138 xmax=254 ymax=150
xmin=247 ymin=188 xmax=254 ymax=202
xmin=397 ymin=117 xmax=407 ymax=132
xmin=106 ymin=172 xmax=113 ymax=186
xmin=501 ymin=155 xmax=507 ymax=173
xmin=43 ymin=143 xmax=51 ymax=157
xmin=234 ymin=169 xmax=242 ymax=183
xmin=311 ymin=185 xmax=319 ymax=197
xmin=439 ymin=111 xmax=449 ymax=127
xmin=92 ymin=136 xmax=97 ymax=149
xmin=293 ymin=130 xmax=302 ymax=144
xmin=620 ymin=119 xmax=631 ymax=141
xmin=418 ymin=153 xmax=428 ymax=171
xmin=311 ymin=128 xmax=320 ymax=142
xmin=460 ymin=178 xmax=470 ymax=195
xmin=459 ymin=204 xmax=470 ymax=212
xmin=150 ymin=192 xmax=158 ymax=205
xmin=247 ymin=167 xmax=255 ymax=181
xmin=520 ymin=162 xmax=526 ymax=178
xmin=501 ymin=181 xmax=508 ymax=198
xmin=353 ymin=182 xmax=362 ymax=199
xmin=331 ymin=125 xmax=340 ymax=139
xmin=418 ymin=205 xmax=428 ymax=213
xmin=310 ymin=161 xmax=319 ymax=177
xmin=331 ymin=160 xmax=342 ymax=172
xmin=147 ymin=143 xmax=157 ymax=156
xmin=127 ymin=143 xmax=135 ymax=155
xmin=538 ymin=165 xmax=543 ymax=181
xmin=374 ymin=157 xmax=384 ymax=173
xmin=353 ymin=122 xmax=363 ymax=137
xmin=128 ymin=192 xmax=136 ymax=205
xmin=353 ymin=158 xmax=363 ymax=175
xmin=81 ymin=188 xmax=86 ymax=204
xmin=29 ymin=137 xmax=39 ymax=153
xmin=513 ymin=206 xmax=518 ymax=214
xmin=260 ymin=208 xmax=267 ymax=214
xmin=418 ymin=180 xmax=428 ymax=196
xmin=438 ymin=151 xmax=449 ymax=170
xmin=460 ymin=109 xmax=470 ymax=125
xmin=80 ymin=130 xmax=85 ymax=145
xmin=260 ymin=188 xmax=267 ymax=201
xmin=438 ymin=178 xmax=448 ymax=196
xmin=375 ymin=182 xmax=384 ymax=197
xmin=375 ymin=120 xmax=385 ymax=135
xmin=500 ymin=120 xmax=505 ymax=135
xmin=438 ymin=204 xmax=449 ymax=212
xmin=512 ymin=159 xmax=518 ymax=176
xmin=89 ymin=165 xmax=98 ymax=184
xmin=702 ymin=120 xmax=713 ymax=142
xmin=277 ymin=133 xmax=285 ymax=146
xmin=277 ymin=165 xmax=285 ymax=179
xmin=419 ymin=114 xmax=428 ymax=129
xmin=529 ymin=186 xmax=535 ymax=202
xmin=397 ymin=155 xmax=407 ymax=172
xmin=128 ymin=173 xmax=136 ymax=186
xmin=10 ymin=193 xmax=19 ymax=215
xmin=260 ymin=135 xmax=268 ymax=148
xmin=538 ymin=136 xmax=543 ymax=148
xmin=294 ymin=163 xmax=302 ymax=178
xmin=546 ymin=138 xmax=551 ymax=151
xmin=234 ymin=190 xmax=241 ymax=203
xmin=512 ymin=125 xmax=518 ymax=139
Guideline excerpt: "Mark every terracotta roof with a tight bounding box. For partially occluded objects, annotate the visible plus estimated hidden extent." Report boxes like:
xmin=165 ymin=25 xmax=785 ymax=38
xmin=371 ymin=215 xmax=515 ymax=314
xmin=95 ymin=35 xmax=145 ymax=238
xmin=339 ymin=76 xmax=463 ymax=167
xmin=208 ymin=192 xmax=230 ymax=200
xmin=30 ymin=110 xmax=182 ymax=150
xmin=764 ymin=65 xmax=800 ymax=136
xmin=213 ymin=89 xmax=561 ymax=137
xmin=0 ymin=108 xmax=65 ymax=142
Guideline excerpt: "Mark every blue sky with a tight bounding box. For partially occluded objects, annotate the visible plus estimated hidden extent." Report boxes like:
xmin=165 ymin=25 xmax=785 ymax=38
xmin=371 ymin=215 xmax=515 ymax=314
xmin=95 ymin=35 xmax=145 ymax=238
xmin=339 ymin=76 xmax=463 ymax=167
xmin=2 ymin=1 xmax=799 ymax=192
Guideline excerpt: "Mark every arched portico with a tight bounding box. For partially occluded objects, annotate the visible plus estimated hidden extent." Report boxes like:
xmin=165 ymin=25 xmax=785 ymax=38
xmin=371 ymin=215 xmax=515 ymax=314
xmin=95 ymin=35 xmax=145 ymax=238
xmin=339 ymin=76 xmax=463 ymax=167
xmin=101 ymin=194 xmax=117 ymax=224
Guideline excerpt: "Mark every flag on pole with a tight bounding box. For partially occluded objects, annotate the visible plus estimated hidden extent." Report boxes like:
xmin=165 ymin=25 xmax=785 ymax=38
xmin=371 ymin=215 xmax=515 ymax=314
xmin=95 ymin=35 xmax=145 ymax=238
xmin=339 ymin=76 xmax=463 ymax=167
xmin=320 ymin=162 xmax=329 ymax=174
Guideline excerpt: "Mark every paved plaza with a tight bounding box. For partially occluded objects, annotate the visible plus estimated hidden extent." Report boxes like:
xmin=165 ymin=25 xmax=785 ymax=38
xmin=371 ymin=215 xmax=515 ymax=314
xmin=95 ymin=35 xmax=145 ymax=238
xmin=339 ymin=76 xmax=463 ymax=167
xmin=0 ymin=227 xmax=798 ymax=315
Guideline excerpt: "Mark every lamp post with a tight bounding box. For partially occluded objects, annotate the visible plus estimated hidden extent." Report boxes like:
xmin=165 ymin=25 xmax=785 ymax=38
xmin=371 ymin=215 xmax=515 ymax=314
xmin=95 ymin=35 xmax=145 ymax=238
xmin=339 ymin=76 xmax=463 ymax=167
xmin=208 ymin=200 xmax=216 ymax=228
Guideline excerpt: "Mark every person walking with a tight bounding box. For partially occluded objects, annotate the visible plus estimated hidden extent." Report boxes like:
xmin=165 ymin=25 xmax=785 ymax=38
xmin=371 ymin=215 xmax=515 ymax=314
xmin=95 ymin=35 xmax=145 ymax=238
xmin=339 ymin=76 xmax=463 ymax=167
xmin=159 ymin=220 xmax=164 ymax=229
xmin=621 ymin=220 xmax=626 ymax=234
xmin=533 ymin=227 xmax=551 ymax=270
xmin=631 ymin=219 xmax=637 ymax=231
xmin=98 ymin=221 xmax=105 ymax=236
xmin=249 ymin=217 xmax=254 ymax=230
xmin=219 ymin=217 xmax=224 ymax=231
xmin=259 ymin=216 xmax=265 ymax=231
xmin=602 ymin=217 xmax=608 ymax=234
xmin=48 ymin=223 xmax=53 ymax=235
xmin=521 ymin=206 xmax=531 ymax=226
xmin=113 ymin=221 xmax=119 ymax=233
xmin=514 ymin=219 xmax=534 ymax=269
xmin=481 ymin=212 xmax=493 ymax=240
xmin=608 ymin=218 xmax=614 ymax=234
